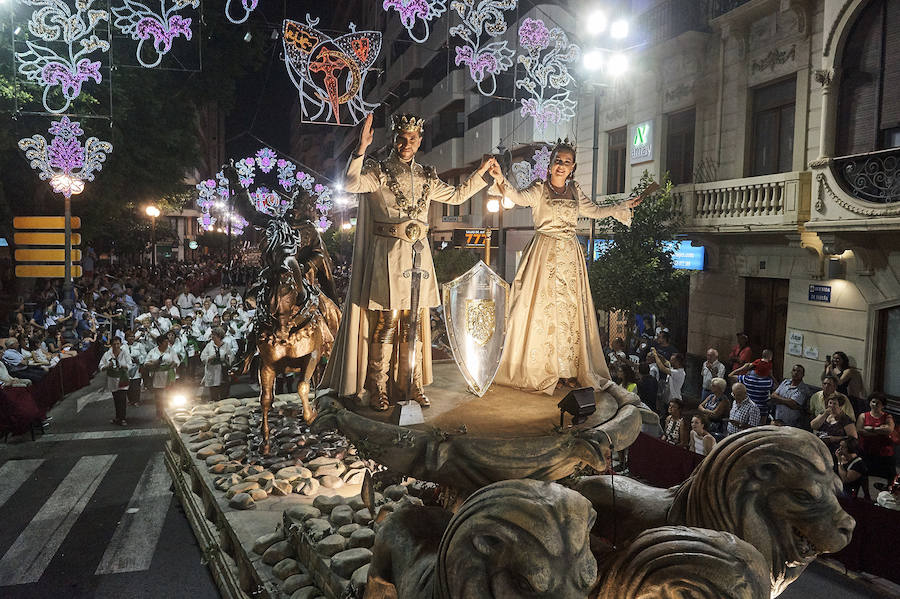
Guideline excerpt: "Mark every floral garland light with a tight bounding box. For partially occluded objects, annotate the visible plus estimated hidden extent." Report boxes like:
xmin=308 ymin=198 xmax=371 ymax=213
xmin=14 ymin=0 xmax=111 ymax=114
xmin=511 ymin=145 xmax=550 ymax=190
xmin=516 ymin=18 xmax=579 ymax=130
xmin=18 ymin=116 xmax=113 ymax=198
xmin=111 ymin=0 xmax=199 ymax=69
xmin=195 ymin=170 xmax=248 ymax=235
xmin=450 ymin=0 xmax=516 ymax=96
xmin=383 ymin=0 xmax=447 ymax=43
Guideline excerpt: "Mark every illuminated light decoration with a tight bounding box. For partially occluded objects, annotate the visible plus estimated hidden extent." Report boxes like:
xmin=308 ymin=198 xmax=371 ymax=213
xmin=15 ymin=0 xmax=111 ymax=114
xmin=283 ymin=15 xmax=381 ymax=126
xmin=449 ymin=0 xmax=516 ymax=96
xmin=195 ymin=170 xmax=247 ymax=235
xmin=256 ymin=147 xmax=277 ymax=173
xmin=383 ymin=0 xmax=447 ymax=43
xmin=511 ymin=145 xmax=551 ymax=190
xmin=276 ymin=159 xmax=296 ymax=190
xmin=236 ymin=157 xmax=255 ymax=187
xmin=249 ymin=186 xmax=290 ymax=217
xmin=197 ymin=212 xmax=216 ymax=231
xmin=18 ymin=116 xmax=113 ymax=199
xmin=112 ymin=0 xmax=199 ymax=69
xmin=225 ymin=0 xmax=258 ymax=24
xmin=516 ymin=18 xmax=579 ymax=130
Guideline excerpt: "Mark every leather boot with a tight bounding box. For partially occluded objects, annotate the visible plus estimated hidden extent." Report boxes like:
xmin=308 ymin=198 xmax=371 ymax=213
xmin=398 ymin=340 xmax=429 ymax=407
xmin=366 ymin=342 xmax=391 ymax=411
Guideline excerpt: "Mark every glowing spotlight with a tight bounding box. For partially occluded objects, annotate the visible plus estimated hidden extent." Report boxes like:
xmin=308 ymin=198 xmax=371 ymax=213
xmin=607 ymin=52 xmax=629 ymax=77
xmin=487 ymin=198 xmax=500 ymax=213
xmin=170 ymin=394 xmax=188 ymax=407
xmin=341 ymin=222 xmax=352 ymax=230
xmin=610 ymin=19 xmax=629 ymax=39
xmin=582 ymin=49 xmax=604 ymax=71
xmin=587 ymin=11 xmax=608 ymax=34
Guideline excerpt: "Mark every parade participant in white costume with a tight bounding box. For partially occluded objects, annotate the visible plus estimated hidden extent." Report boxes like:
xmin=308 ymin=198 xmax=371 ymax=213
xmin=201 ymin=297 xmax=218 ymax=324
xmin=138 ymin=306 xmax=171 ymax=338
xmin=486 ymin=141 xmax=641 ymax=395
xmin=163 ymin=298 xmax=180 ymax=320
xmin=175 ymin=285 xmax=197 ymax=318
xmin=200 ymin=327 xmax=233 ymax=403
xmin=321 ymin=112 xmax=497 ymax=411
xmin=123 ymin=329 xmax=145 ymax=406
xmin=213 ymin=291 xmax=229 ymax=314
xmin=99 ymin=337 xmax=132 ymax=425
xmin=143 ymin=335 xmax=180 ymax=419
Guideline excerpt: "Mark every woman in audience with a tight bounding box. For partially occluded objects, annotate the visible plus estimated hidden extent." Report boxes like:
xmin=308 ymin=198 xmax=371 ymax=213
xmin=811 ymin=394 xmax=858 ymax=459
xmin=856 ymin=393 xmax=896 ymax=482
xmin=698 ymin=376 xmax=730 ymax=438
xmin=835 ymin=437 xmax=868 ymax=497
xmin=689 ymin=413 xmax=716 ymax=456
xmin=661 ymin=399 xmax=689 ymax=449
xmin=824 ymin=351 xmax=866 ymax=413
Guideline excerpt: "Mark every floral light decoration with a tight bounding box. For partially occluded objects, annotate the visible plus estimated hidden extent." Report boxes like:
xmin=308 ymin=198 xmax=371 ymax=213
xmin=450 ymin=0 xmax=516 ymax=96
xmin=112 ymin=0 xmax=199 ymax=69
xmin=18 ymin=116 xmax=113 ymax=198
xmin=283 ymin=15 xmax=382 ymax=126
xmin=14 ymin=0 xmax=112 ymax=114
xmin=383 ymin=0 xmax=447 ymax=43
xmin=233 ymin=148 xmax=334 ymax=231
xmin=511 ymin=145 xmax=550 ymax=190
xmin=225 ymin=0 xmax=259 ymax=25
xmin=516 ymin=18 xmax=579 ymax=130
xmin=195 ymin=170 xmax=248 ymax=236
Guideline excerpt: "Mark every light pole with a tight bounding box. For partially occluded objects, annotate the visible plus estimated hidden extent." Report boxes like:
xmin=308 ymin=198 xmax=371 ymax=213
xmin=145 ymin=205 xmax=160 ymax=266
xmin=583 ymin=11 xmax=631 ymax=262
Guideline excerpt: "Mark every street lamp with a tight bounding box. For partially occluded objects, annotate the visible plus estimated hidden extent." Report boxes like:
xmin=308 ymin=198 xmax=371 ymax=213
xmin=145 ymin=205 xmax=160 ymax=266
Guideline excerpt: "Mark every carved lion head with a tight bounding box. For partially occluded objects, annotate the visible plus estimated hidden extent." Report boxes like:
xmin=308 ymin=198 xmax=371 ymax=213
xmin=669 ymin=426 xmax=855 ymax=596
xmin=435 ymin=479 xmax=597 ymax=599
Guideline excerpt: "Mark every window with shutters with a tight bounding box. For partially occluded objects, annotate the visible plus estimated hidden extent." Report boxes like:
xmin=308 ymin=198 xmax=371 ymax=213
xmin=665 ymin=108 xmax=695 ymax=184
xmin=749 ymin=77 xmax=795 ymax=176
xmin=606 ymin=127 xmax=627 ymax=194
xmin=836 ymin=0 xmax=900 ymax=155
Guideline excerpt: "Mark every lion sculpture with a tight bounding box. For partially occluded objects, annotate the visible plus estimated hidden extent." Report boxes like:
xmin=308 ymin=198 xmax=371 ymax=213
xmin=574 ymin=426 xmax=856 ymax=597
xmin=364 ymin=479 xmax=597 ymax=599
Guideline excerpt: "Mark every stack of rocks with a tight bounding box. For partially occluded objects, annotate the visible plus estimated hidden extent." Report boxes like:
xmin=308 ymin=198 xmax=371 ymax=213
xmin=173 ymin=397 xmax=375 ymax=510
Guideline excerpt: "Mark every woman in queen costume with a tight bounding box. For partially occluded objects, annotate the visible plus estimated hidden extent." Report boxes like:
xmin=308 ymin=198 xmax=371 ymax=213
xmin=487 ymin=141 xmax=641 ymax=395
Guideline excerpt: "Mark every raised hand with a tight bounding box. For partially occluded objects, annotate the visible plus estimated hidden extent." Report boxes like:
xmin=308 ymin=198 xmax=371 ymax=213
xmin=488 ymin=161 xmax=503 ymax=179
xmin=357 ymin=113 xmax=374 ymax=154
xmin=477 ymin=156 xmax=498 ymax=176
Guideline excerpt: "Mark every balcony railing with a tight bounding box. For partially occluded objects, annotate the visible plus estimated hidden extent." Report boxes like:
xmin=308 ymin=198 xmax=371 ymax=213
xmin=708 ymin=0 xmax=754 ymax=19
xmin=672 ymin=171 xmax=811 ymax=231
xmin=833 ymin=147 xmax=900 ymax=204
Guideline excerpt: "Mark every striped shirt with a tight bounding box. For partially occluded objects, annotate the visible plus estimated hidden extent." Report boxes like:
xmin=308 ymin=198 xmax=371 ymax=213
xmin=739 ymin=373 xmax=775 ymax=420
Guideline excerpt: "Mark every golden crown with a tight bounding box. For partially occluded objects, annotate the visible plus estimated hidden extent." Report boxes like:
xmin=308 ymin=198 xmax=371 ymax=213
xmin=392 ymin=114 xmax=425 ymax=134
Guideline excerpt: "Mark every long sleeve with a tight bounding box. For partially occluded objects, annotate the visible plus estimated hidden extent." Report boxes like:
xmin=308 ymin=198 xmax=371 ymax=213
xmin=200 ymin=341 xmax=215 ymax=364
xmin=98 ymin=350 xmax=113 ymax=370
xmin=428 ymin=170 xmax=488 ymax=206
xmin=345 ymin=155 xmax=383 ymax=194
xmin=486 ymin=176 xmax=543 ymax=208
xmin=574 ymin=182 xmax=632 ymax=225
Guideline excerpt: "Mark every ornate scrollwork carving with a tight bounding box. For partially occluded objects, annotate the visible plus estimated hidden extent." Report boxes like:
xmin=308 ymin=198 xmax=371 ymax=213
xmin=817 ymin=170 xmax=900 ymax=216
xmin=837 ymin=151 xmax=900 ymax=204
xmin=751 ymin=44 xmax=796 ymax=74
xmin=814 ymin=68 xmax=833 ymax=88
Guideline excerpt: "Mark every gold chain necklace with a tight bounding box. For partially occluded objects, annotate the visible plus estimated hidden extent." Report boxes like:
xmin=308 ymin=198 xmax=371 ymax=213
xmin=383 ymin=159 xmax=432 ymax=219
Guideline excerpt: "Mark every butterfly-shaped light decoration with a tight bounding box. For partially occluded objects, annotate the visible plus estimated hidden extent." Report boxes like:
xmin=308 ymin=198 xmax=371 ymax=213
xmin=14 ymin=0 xmax=111 ymax=114
xmin=511 ymin=145 xmax=551 ymax=190
xmin=383 ymin=0 xmax=447 ymax=43
xmin=516 ymin=18 xmax=579 ymax=131
xmin=225 ymin=0 xmax=258 ymax=24
xmin=18 ymin=116 xmax=113 ymax=199
xmin=233 ymin=148 xmax=333 ymax=230
xmin=449 ymin=0 xmax=516 ymax=96
xmin=283 ymin=15 xmax=382 ymax=126
xmin=111 ymin=0 xmax=199 ymax=68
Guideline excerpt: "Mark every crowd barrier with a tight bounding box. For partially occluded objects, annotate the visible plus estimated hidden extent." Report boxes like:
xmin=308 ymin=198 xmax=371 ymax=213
xmin=0 ymin=346 xmax=99 ymax=436
xmin=627 ymin=432 xmax=900 ymax=585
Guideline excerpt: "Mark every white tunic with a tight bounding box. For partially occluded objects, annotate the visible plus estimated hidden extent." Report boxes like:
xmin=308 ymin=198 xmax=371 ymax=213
xmin=145 ymin=346 xmax=180 ymax=388
xmin=200 ymin=340 xmax=233 ymax=387
xmin=99 ymin=347 xmax=133 ymax=392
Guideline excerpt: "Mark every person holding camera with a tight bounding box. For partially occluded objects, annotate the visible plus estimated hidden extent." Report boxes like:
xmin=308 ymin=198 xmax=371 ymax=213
xmin=98 ymin=336 xmax=132 ymax=426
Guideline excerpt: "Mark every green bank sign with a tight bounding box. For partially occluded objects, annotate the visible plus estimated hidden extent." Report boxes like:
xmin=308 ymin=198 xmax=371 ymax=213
xmin=630 ymin=120 xmax=653 ymax=165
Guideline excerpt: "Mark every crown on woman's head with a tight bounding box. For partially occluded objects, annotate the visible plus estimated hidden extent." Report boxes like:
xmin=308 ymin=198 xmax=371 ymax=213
xmin=392 ymin=114 xmax=426 ymax=134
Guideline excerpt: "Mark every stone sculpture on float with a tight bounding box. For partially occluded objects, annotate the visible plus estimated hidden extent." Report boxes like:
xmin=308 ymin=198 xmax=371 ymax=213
xmin=352 ymin=426 xmax=853 ymax=598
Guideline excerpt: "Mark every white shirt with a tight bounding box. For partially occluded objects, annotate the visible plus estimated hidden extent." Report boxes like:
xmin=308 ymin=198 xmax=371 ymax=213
xmin=164 ymin=305 xmax=180 ymax=319
xmin=701 ymin=360 xmax=725 ymax=391
xmin=176 ymin=292 xmax=197 ymax=316
xmin=668 ymin=367 xmax=686 ymax=401
xmin=200 ymin=340 xmax=233 ymax=387
xmin=99 ymin=347 xmax=133 ymax=391
xmin=144 ymin=346 xmax=180 ymax=388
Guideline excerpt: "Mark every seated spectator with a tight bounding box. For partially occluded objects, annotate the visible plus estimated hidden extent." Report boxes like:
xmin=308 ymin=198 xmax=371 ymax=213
xmin=701 ymin=348 xmax=725 ymax=398
xmin=619 ymin=362 xmax=638 ymax=393
xmin=809 ymin=375 xmax=855 ymax=420
xmin=835 ymin=437 xmax=867 ymax=497
xmin=727 ymin=332 xmax=753 ymax=373
xmin=698 ymin=377 xmax=730 ymax=438
xmin=0 ymin=360 xmax=31 ymax=387
xmin=661 ymin=399 xmax=688 ymax=449
xmin=689 ymin=414 xmax=716 ymax=456
xmin=856 ymin=393 xmax=896 ymax=482
xmin=824 ymin=351 xmax=866 ymax=415
xmin=727 ymin=382 xmax=761 ymax=435
xmin=2 ymin=338 xmax=46 ymax=382
xmin=769 ymin=364 xmax=811 ymax=429
xmin=876 ymin=474 xmax=900 ymax=511
xmin=607 ymin=337 xmax=628 ymax=365
xmin=811 ymin=394 xmax=858 ymax=459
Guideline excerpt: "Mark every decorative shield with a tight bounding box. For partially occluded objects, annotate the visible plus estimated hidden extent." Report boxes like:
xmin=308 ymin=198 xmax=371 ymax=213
xmin=441 ymin=261 xmax=510 ymax=397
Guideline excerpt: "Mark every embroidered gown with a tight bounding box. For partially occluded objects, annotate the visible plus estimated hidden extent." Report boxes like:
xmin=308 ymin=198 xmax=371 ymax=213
xmin=491 ymin=177 xmax=632 ymax=395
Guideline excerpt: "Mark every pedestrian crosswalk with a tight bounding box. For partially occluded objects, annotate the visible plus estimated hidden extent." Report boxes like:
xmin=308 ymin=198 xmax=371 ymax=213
xmin=0 ymin=452 xmax=173 ymax=587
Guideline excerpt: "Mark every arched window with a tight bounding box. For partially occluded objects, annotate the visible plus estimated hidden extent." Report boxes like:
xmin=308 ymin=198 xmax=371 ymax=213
xmin=836 ymin=0 xmax=900 ymax=155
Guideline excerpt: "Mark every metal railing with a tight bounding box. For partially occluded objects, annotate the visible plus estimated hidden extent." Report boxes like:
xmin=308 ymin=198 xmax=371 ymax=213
xmin=833 ymin=147 xmax=900 ymax=204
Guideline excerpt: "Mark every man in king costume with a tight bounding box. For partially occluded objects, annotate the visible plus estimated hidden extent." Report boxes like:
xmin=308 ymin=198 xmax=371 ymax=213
xmin=321 ymin=113 xmax=497 ymax=411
